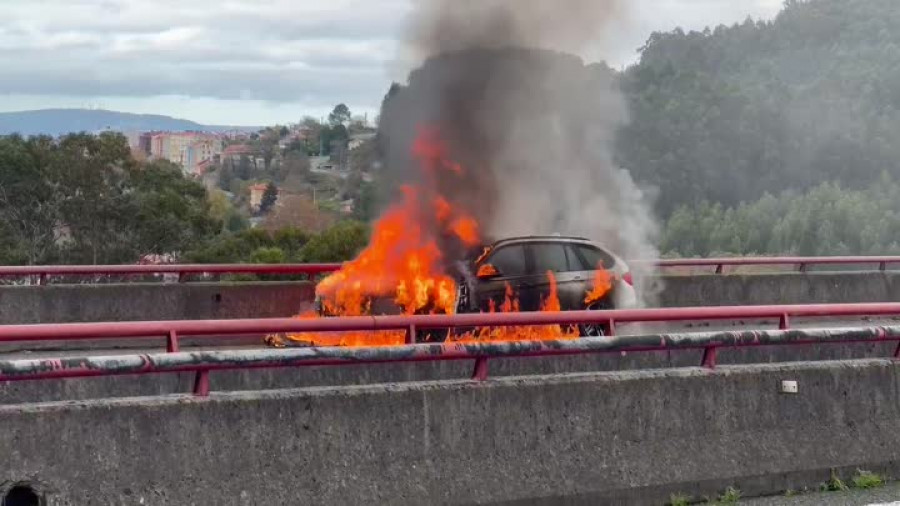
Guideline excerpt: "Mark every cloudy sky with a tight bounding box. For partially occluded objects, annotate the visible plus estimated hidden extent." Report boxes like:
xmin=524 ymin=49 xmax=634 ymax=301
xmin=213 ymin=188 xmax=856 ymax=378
xmin=0 ymin=0 xmax=782 ymax=126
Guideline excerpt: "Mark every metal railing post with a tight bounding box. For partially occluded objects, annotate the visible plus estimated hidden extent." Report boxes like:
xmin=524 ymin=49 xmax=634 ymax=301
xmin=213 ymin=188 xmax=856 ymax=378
xmin=779 ymin=314 xmax=790 ymax=330
xmin=193 ymin=370 xmax=210 ymax=397
xmin=472 ymin=357 xmax=489 ymax=381
xmin=701 ymin=346 xmax=717 ymax=369
xmin=166 ymin=330 xmax=180 ymax=353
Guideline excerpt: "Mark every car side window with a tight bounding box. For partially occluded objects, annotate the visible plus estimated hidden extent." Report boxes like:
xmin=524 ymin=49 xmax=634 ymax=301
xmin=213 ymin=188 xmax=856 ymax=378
xmin=571 ymin=244 xmax=615 ymax=270
xmin=486 ymin=245 xmax=527 ymax=277
xmin=530 ymin=242 xmax=572 ymax=274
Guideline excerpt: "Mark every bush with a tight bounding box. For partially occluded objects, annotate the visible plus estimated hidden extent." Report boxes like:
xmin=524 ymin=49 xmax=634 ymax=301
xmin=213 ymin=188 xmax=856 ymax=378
xmin=249 ymin=247 xmax=286 ymax=264
xmin=851 ymin=469 xmax=884 ymax=489
xmin=299 ymin=221 xmax=369 ymax=262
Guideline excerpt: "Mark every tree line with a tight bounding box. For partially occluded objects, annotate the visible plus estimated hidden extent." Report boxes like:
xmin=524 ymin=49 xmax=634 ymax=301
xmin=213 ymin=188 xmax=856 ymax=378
xmin=661 ymin=174 xmax=900 ymax=257
xmin=618 ymin=0 xmax=900 ymax=218
xmin=0 ymin=132 xmax=368 ymax=265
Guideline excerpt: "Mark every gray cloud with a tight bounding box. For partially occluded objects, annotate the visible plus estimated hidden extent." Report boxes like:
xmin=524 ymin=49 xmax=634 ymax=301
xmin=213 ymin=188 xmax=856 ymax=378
xmin=0 ymin=0 xmax=783 ymax=123
xmin=0 ymin=0 xmax=405 ymax=106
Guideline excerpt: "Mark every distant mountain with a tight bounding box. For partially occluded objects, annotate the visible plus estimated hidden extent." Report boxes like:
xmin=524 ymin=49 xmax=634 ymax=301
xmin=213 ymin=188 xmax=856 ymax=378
xmin=0 ymin=109 xmax=259 ymax=136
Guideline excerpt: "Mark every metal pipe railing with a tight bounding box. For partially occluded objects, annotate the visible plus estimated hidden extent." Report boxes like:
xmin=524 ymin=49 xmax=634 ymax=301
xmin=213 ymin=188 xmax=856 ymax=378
xmin=1 ymin=325 xmax=898 ymax=396
xmin=3 ymin=303 xmax=900 ymax=344
xmin=2 ymin=256 xmax=900 ymax=284
xmin=653 ymin=256 xmax=900 ymax=274
xmin=0 ymin=263 xmax=342 ymax=284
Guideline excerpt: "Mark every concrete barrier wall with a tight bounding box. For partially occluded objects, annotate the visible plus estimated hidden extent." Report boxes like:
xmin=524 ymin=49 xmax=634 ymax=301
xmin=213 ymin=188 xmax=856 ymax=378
xmin=0 ymin=281 xmax=315 ymax=324
xmin=1 ymin=272 xmax=898 ymax=405
xmin=1 ymin=272 xmax=898 ymax=326
xmin=657 ymin=271 xmax=900 ymax=306
xmin=4 ymin=359 xmax=900 ymax=505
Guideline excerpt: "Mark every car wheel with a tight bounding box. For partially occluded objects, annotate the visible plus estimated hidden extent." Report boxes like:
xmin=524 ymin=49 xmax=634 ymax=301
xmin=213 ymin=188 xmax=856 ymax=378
xmin=579 ymin=300 xmax=611 ymax=338
xmin=416 ymin=329 xmax=451 ymax=343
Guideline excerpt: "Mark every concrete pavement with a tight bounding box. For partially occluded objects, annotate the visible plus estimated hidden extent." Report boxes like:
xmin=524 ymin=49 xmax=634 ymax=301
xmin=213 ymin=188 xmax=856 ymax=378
xmin=742 ymin=481 xmax=900 ymax=505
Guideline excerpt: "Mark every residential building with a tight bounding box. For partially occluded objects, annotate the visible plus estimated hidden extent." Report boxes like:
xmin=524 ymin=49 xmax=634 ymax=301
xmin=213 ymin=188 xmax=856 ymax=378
xmin=249 ymin=183 xmax=273 ymax=211
xmin=348 ymin=131 xmax=376 ymax=151
xmin=222 ymin=144 xmax=256 ymax=164
xmin=182 ymin=138 xmax=223 ymax=174
xmin=149 ymin=132 xmax=223 ymax=173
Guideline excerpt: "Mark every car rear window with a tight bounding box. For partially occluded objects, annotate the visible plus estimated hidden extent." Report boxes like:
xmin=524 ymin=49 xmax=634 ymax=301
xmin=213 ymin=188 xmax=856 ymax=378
xmin=571 ymin=244 xmax=615 ymax=270
xmin=486 ymin=245 xmax=527 ymax=277
xmin=530 ymin=242 xmax=573 ymax=273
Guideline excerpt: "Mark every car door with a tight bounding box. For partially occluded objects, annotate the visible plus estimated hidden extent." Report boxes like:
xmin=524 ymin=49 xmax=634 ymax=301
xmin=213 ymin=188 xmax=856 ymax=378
xmin=473 ymin=244 xmax=531 ymax=312
xmin=525 ymin=242 xmax=583 ymax=311
xmin=569 ymin=243 xmax=617 ymax=308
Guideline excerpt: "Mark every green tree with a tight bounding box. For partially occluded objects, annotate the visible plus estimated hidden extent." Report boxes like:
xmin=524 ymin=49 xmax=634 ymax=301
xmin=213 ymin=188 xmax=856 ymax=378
xmin=0 ymin=135 xmax=61 ymax=264
xmin=328 ymin=103 xmax=352 ymax=127
xmin=123 ymin=159 xmax=219 ymax=259
xmin=249 ymin=246 xmax=286 ymax=264
xmin=300 ymin=221 xmax=369 ymax=262
xmin=55 ymin=132 xmax=134 ymax=264
xmin=260 ymin=182 xmax=278 ymax=213
xmin=660 ymin=176 xmax=900 ymax=257
xmin=617 ymin=0 xmax=900 ymax=216
xmin=352 ymin=181 xmax=378 ymax=222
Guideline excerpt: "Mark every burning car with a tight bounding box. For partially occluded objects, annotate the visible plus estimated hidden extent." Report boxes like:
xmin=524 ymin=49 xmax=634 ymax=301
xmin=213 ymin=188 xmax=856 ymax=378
xmin=311 ymin=234 xmax=635 ymax=339
xmin=454 ymin=235 xmax=636 ymax=336
xmin=269 ymin=128 xmax=636 ymax=347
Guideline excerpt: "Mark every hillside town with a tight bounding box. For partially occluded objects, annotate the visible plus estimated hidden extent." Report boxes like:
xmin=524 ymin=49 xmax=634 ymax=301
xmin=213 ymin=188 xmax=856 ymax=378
xmin=122 ymin=104 xmax=378 ymax=230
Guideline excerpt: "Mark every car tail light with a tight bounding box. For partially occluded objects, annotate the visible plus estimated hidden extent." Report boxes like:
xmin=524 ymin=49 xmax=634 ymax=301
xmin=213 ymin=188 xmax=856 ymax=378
xmin=622 ymin=271 xmax=633 ymax=286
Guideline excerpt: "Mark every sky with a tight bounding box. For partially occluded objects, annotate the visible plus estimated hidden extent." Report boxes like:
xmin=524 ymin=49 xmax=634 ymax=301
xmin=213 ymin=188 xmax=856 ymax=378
xmin=0 ymin=0 xmax=783 ymax=126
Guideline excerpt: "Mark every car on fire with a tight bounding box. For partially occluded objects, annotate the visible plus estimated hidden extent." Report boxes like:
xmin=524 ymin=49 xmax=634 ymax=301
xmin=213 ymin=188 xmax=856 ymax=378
xmin=453 ymin=235 xmax=637 ymax=336
xmin=313 ymin=234 xmax=637 ymax=338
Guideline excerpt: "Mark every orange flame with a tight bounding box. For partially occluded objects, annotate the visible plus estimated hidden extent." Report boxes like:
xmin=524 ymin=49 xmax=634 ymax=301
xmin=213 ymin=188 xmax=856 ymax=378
xmin=584 ymin=266 xmax=613 ymax=306
xmin=270 ymin=128 xmax=608 ymax=347
xmin=476 ymin=263 xmax=498 ymax=278
xmin=450 ymin=272 xmax=579 ymax=343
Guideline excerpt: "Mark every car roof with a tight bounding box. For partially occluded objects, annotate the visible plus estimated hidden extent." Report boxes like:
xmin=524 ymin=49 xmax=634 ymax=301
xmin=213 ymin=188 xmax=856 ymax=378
xmin=489 ymin=235 xmax=592 ymax=247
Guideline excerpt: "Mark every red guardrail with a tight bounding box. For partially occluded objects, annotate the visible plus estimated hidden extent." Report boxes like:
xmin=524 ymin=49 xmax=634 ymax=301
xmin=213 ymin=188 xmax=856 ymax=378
xmin=2 ymin=303 xmax=900 ymax=395
xmin=653 ymin=256 xmax=900 ymax=274
xmin=2 ymin=256 xmax=899 ymax=284
xmin=0 ymin=263 xmax=342 ymax=284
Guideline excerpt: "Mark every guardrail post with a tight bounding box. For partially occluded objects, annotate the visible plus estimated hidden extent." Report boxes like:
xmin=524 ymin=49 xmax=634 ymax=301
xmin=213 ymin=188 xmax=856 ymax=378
xmin=166 ymin=330 xmax=180 ymax=353
xmin=701 ymin=346 xmax=717 ymax=369
xmin=193 ymin=370 xmax=210 ymax=397
xmin=715 ymin=264 xmax=724 ymax=274
xmin=472 ymin=358 xmax=489 ymax=381
xmin=406 ymin=324 xmax=416 ymax=345
xmin=779 ymin=314 xmax=790 ymax=330
xmin=38 ymin=273 xmax=47 ymax=286
xmin=799 ymin=263 xmax=808 ymax=273
xmin=893 ymin=342 xmax=900 ymax=360
xmin=881 ymin=262 xmax=888 ymax=272
xmin=606 ymin=319 xmax=617 ymax=336
xmin=178 ymin=272 xmax=187 ymax=283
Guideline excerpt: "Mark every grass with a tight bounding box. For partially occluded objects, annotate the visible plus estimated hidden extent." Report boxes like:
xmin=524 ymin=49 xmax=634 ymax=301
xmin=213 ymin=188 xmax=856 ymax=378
xmin=718 ymin=486 xmax=741 ymax=504
xmin=851 ymin=469 xmax=885 ymax=489
xmin=783 ymin=488 xmax=797 ymax=497
xmin=823 ymin=470 xmax=849 ymax=492
xmin=669 ymin=493 xmax=691 ymax=506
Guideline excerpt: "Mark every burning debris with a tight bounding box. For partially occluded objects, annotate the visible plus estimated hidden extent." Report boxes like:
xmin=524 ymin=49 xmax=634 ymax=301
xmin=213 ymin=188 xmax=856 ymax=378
xmin=267 ymin=0 xmax=656 ymax=347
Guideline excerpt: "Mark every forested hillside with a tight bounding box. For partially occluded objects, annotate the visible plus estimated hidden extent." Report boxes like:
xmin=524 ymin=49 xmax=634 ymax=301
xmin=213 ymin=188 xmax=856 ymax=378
xmin=620 ymin=0 xmax=900 ymax=218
